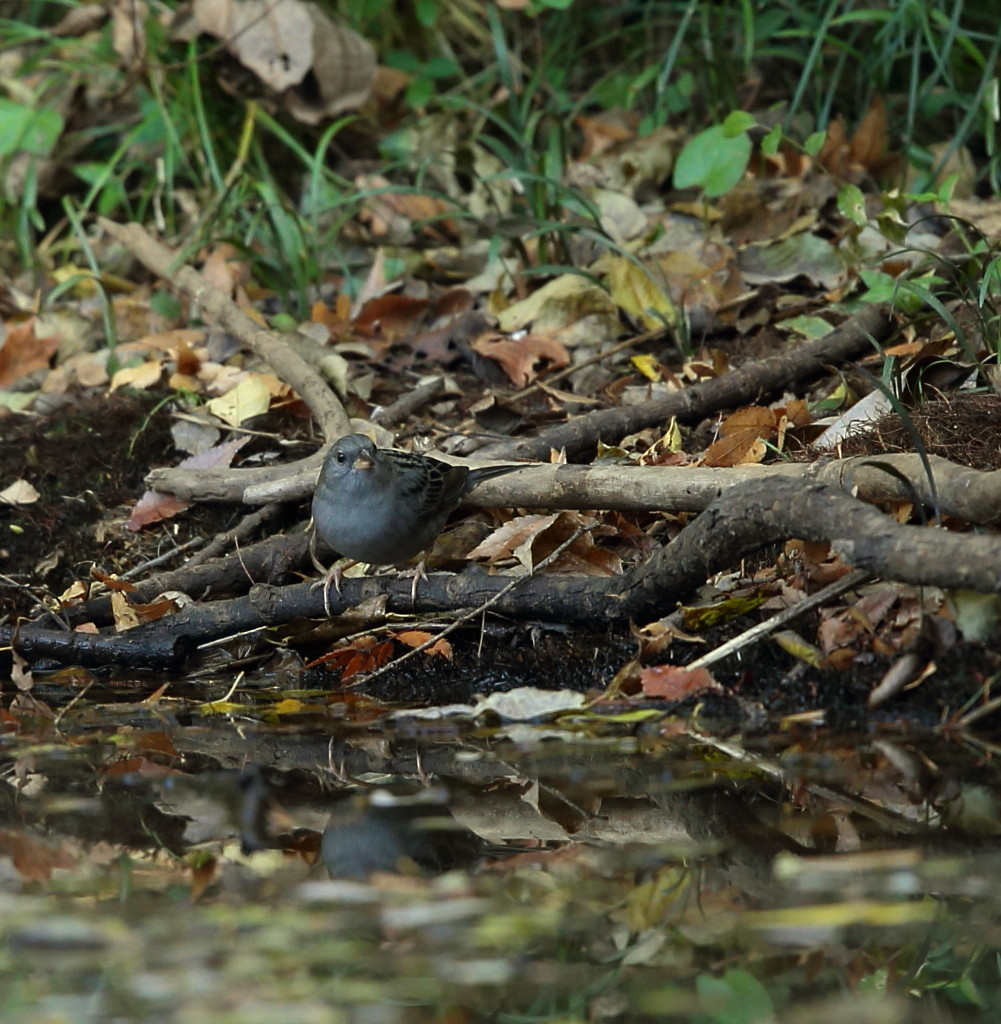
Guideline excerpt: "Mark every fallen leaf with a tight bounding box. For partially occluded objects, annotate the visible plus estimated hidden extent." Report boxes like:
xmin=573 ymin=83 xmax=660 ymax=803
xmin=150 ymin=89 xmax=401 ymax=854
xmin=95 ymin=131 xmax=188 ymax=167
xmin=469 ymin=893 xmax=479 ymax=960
xmin=109 ymin=359 xmax=162 ymax=392
xmin=0 ymin=318 xmax=60 ymax=388
xmin=470 ymin=331 xmax=569 ymax=386
xmin=603 ymin=255 xmax=676 ymax=329
xmin=205 ymin=374 xmax=271 ymax=426
xmin=497 ymin=273 xmax=617 ymax=333
xmin=0 ymin=830 xmax=75 ymax=880
xmin=0 ymin=479 xmax=40 ymax=506
xmin=702 ymin=406 xmax=777 ymax=467
xmin=639 ymin=664 xmax=720 ymax=700
xmin=353 ymin=293 xmax=430 ymax=340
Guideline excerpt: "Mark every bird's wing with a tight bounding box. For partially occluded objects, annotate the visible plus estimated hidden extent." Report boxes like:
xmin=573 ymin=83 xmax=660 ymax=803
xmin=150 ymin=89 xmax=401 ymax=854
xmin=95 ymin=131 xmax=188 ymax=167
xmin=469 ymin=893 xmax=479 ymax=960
xmin=416 ymin=457 xmax=469 ymax=520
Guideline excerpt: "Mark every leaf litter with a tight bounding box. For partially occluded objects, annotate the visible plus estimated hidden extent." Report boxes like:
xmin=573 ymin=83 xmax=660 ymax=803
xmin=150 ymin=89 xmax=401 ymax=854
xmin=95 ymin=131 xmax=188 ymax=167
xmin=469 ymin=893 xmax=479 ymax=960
xmin=3 ymin=16 xmax=1001 ymax=1020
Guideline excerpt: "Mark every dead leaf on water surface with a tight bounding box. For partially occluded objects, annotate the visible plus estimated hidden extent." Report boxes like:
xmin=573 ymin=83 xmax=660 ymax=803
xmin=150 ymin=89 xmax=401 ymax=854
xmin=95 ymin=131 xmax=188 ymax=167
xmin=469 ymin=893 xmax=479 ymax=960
xmin=0 ymin=830 xmax=76 ymax=880
xmin=474 ymin=686 xmax=587 ymax=720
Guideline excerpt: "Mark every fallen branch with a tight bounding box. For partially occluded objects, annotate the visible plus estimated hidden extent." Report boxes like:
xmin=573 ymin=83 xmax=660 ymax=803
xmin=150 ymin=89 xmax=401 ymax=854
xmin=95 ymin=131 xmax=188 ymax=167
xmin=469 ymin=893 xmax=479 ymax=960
xmin=10 ymin=476 xmax=999 ymax=668
xmin=477 ymin=302 xmax=895 ymax=461
xmin=98 ymin=217 xmax=351 ymax=500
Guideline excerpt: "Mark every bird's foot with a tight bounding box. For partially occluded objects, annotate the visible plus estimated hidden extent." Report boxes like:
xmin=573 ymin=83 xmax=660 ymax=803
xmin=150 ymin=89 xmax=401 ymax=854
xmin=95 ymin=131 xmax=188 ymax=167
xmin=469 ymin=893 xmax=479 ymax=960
xmin=310 ymin=559 xmax=356 ymax=616
xmin=399 ymin=559 xmax=429 ymax=604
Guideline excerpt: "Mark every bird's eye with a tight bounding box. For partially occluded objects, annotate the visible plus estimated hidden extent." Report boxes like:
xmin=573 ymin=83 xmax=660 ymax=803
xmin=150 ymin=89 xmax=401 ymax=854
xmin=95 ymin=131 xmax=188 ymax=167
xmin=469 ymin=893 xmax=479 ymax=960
xmin=335 ymin=451 xmax=346 ymax=464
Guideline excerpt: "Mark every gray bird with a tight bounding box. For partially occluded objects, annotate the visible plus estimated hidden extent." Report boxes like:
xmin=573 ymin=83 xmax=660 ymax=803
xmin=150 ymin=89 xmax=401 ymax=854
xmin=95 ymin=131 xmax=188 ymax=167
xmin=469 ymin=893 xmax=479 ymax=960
xmin=311 ymin=433 xmax=521 ymax=606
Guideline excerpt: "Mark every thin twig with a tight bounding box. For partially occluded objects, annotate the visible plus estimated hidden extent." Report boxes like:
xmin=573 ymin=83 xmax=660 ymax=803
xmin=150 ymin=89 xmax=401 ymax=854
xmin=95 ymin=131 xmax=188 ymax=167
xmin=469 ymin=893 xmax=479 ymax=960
xmin=122 ymin=536 xmax=205 ymax=578
xmin=54 ymin=677 xmax=96 ymax=731
xmin=685 ymin=568 xmax=871 ymax=671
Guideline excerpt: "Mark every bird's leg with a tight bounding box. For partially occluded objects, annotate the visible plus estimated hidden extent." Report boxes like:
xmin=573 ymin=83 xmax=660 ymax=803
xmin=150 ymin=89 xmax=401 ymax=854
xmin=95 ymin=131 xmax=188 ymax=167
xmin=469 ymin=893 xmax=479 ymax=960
xmin=404 ymin=558 xmax=429 ymax=604
xmin=309 ymin=530 xmax=352 ymax=616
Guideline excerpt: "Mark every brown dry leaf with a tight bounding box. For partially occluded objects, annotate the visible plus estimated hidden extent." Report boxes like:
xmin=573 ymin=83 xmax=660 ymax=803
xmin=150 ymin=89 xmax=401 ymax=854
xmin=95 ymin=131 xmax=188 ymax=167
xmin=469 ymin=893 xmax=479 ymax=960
xmin=633 ymin=617 xmax=704 ymax=659
xmin=0 ymin=830 xmax=76 ymax=881
xmin=945 ymin=196 xmax=1001 ymax=241
xmin=285 ymin=6 xmax=375 ymax=122
xmin=11 ymin=650 xmax=32 ymax=693
xmin=190 ymin=856 xmax=218 ymax=902
xmin=193 ymin=0 xmax=313 ymax=89
xmin=129 ymin=596 xmax=182 ymax=624
xmin=311 ymin=296 xmax=352 ymax=340
xmin=201 ymin=242 xmax=251 ymax=295
xmin=749 ymin=139 xmax=812 ymax=180
xmin=849 ymin=94 xmax=888 ymax=170
xmin=702 ymin=406 xmax=777 ymax=467
xmin=0 ymin=318 xmax=60 ymax=388
xmin=639 ymin=664 xmax=721 ymax=700
xmin=353 ymin=294 xmax=430 ymax=341
xmin=192 ymin=0 xmax=375 ymax=120
xmin=90 ymin=569 xmax=136 ymax=592
xmin=371 ymin=65 xmax=410 ymax=105
xmin=124 ymin=489 xmax=191 ymax=532
xmin=819 ymin=94 xmax=901 ymax=181
xmin=134 ymin=730 xmax=180 ymax=757
xmin=817 ymin=609 xmax=866 ymax=655
xmin=101 ymin=755 xmax=180 ymax=780
xmin=469 ymin=510 xmax=617 ymax=575
xmin=468 ymin=513 xmax=560 ymax=564
xmin=653 ymin=249 xmax=728 ymax=320
xmin=205 ymin=374 xmax=272 ymax=426
xmin=317 ymin=636 xmax=396 ymax=681
xmin=357 ymin=180 xmax=456 ymax=242
xmin=111 ymin=591 xmax=140 ymax=631
xmin=575 ymin=112 xmax=636 ymax=160
xmin=783 ymin=398 xmax=812 ymax=427
xmin=395 ymin=630 xmax=453 ymax=659
xmin=469 ymin=331 xmax=570 ymax=387
xmin=111 ymin=0 xmax=147 ymax=67
xmin=496 ymin=273 xmax=618 ymax=336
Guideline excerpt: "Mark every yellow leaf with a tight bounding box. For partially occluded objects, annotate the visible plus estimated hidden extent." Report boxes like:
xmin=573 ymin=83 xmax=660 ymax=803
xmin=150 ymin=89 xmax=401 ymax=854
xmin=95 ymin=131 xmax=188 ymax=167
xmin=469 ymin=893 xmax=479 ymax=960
xmin=661 ymin=417 xmax=682 ymax=452
xmin=603 ymin=256 xmax=676 ymax=329
xmin=630 ymin=353 xmax=661 ymax=382
xmin=205 ymin=375 xmax=271 ymax=427
xmin=109 ymin=360 xmax=162 ymax=392
xmin=271 ymin=698 xmax=305 ymax=714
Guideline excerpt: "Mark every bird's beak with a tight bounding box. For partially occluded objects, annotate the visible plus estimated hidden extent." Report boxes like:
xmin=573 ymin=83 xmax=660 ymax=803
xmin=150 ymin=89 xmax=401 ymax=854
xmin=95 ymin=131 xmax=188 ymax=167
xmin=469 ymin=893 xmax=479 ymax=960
xmin=353 ymin=453 xmax=375 ymax=471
